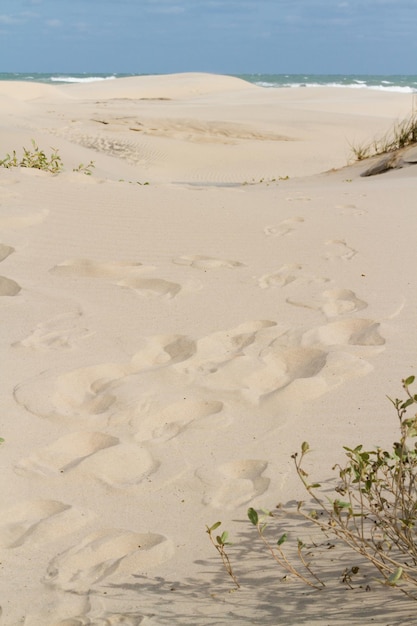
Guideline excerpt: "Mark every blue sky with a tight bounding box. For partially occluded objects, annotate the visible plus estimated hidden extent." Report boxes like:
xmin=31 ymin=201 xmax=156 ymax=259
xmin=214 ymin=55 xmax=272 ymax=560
xmin=1 ymin=0 xmax=416 ymax=74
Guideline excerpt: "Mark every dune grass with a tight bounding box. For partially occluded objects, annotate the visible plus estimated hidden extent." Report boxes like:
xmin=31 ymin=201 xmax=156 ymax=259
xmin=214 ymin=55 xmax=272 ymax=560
xmin=351 ymin=111 xmax=417 ymax=160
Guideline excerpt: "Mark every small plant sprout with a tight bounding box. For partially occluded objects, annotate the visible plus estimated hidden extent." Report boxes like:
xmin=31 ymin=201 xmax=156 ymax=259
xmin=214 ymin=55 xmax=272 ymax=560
xmin=73 ymin=160 xmax=95 ymax=175
xmin=247 ymin=507 xmax=324 ymax=589
xmin=206 ymin=521 xmax=240 ymax=589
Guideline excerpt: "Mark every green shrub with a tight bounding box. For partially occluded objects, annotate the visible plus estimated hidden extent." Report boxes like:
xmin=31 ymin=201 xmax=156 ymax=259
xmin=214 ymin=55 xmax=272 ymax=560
xmin=0 ymin=141 xmax=95 ymax=175
xmin=0 ymin=140 xmax=63 ymax=173
xmin=209 ymin=376 xmax=417 ymax=597
xmin=290 ymin=375 xmax=417 ymax=596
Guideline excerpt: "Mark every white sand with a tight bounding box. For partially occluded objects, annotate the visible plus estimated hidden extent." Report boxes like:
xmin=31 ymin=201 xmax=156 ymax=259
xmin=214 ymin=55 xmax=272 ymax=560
xmin=0 ymin=73 xmax=416 ymax=624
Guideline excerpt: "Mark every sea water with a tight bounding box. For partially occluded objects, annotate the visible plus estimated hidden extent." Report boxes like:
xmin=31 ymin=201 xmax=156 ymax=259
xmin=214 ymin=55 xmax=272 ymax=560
xmin=0 ymin=72 xmax=416 ymax=93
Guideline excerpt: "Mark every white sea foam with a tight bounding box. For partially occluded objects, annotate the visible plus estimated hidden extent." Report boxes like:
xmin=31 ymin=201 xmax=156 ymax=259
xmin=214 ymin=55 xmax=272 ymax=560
xmin=254 ymin=80 xmax=416 ymax=93
xmin=50 ymin=76 xmax=116 ymax=83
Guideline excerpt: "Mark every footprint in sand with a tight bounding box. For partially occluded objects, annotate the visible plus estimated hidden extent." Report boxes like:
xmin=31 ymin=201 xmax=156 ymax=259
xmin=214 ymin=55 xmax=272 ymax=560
xmin=118 ymin=276 xmax=181 ymax=298
xmin=17 ymin=430 xmax=159 ymax=487
xmin=258 ymin=263 xmax=302 ymax=288
xmin=258 ymin=264 xmax=328 ymax=289
xmin=50 ymin=362 xmax=127 ymax=417
xmin=13 ymin=334 xmax=198 ymax=423
xmin=51 ymin=258 xmax=181 ymax=298
xmin=0 ymin=243 xmax=14 ymax=262
xmin=264 ymin=216 xmax=304 ymax=237
xmin=50 ymin=258 xmax=152 ymax=279
xmin=0 ymin=208 xmax=49 ymax=230
xmin=14 ymin=310 xmax=91 ymax=350
xmin=335 ymin=203 xmax=366 ymax=216
xmin=242 ymin=345 xmax=328 ymax=401
xmin=285 ymin=195 xmax=312 ymax=202
xmin=287 ymin=288 xmax=367 ymax=318
xmin=50 ymin=336 xmax=196 ymax=418
xmin=324 ymin=239 xmax=357 ymax=261
xmin=302 ymin=318 xmax=385 ymax=347
xmin=77 ymin=443 xmax=158 ymax=488
xmin=320 ymin=289 xmax=367 ymax=318
xmin=0 ymin=500 xmax=94 ymax=548
xmin=134 ymin=398 xmax=224 ymax=442
xmin=15 ymin=431 xmax=119 ymax=477
xmin=0 ymin=275 xmax=21 ymax=296
xmin=197 ymin=459 xmax=269 ymax=509
xmin=172 ymin=255 xmax=245 ymax=269
xmin=131 ymin=334 xmax=196 ymax=369
xmin=174 ymin=319 xmax=277 ymax=379
xmin=44 ymin=528 xmax=175 ymax=593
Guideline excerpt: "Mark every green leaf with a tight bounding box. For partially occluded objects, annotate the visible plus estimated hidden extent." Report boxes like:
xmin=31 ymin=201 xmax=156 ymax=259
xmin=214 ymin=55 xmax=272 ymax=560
xmin=400 ymin=398 xmax=415 ymax=410
xmin=277 ymin=533 xmax=287 ymax=546
xmin=336 ymin=500 xmax=351 ymax=507
xmin=387 ymin=567 xmax=403 ymax=586
xmin=247 ymin=507 xmax=259 ymax=526
xmin=404 ymin=376 xmax=415 ymax=386
xmin=220 ymin=531 xmax=229 ymax=544
xmin=301 ymin=441 xmax=310 ymax=454
xmin=207 ymin=521 xmax=221 ymax=532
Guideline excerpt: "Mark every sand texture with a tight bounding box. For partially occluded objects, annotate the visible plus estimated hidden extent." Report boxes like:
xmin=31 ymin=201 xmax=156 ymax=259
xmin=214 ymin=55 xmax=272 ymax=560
xmin=1 ymin=73 xmax=417 ymax=624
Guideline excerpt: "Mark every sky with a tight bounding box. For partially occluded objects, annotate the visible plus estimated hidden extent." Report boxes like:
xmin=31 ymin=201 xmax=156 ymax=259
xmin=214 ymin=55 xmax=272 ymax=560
xmin=0 ymin=0 xmax=417 ymax=75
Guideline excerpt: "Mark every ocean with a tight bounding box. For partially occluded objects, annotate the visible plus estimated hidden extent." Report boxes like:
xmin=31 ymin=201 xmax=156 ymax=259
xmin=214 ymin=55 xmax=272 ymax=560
xmin=1 ymin=72 xmax=417 ymax=93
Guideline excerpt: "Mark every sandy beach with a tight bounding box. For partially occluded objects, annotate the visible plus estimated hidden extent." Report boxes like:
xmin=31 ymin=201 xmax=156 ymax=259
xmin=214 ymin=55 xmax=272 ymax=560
xmin=1 ymin=73 xmax=417 ymax=625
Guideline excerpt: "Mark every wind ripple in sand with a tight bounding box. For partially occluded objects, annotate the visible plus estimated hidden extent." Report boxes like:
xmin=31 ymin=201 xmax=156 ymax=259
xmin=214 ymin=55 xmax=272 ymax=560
xmin=91 ymin=115 xmax=291 ymax=143
xmin=44 ymin=529 xmax=175 ymax=593
xmin=0 ymin=500 xmax=94 ymax=548
xmin=57 ymin=130 xmax=168 ymax=167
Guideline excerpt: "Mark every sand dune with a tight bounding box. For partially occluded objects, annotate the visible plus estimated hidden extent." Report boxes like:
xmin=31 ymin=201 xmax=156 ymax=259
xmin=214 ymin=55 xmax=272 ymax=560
xmin=0 ymin=73 xmax=416 ymax=624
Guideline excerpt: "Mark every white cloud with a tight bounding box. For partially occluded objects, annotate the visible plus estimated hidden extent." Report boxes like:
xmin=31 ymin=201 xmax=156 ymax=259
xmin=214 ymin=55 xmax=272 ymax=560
xmin=0 ymin=14 xmax=19 ymax=24
xmin=145 ymin=2 xmax=185 ymax=14
xmin=46 ymin=18 xmax=62 ymax=28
